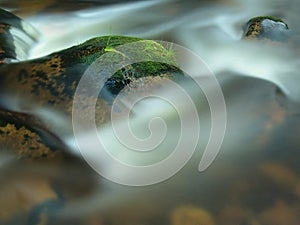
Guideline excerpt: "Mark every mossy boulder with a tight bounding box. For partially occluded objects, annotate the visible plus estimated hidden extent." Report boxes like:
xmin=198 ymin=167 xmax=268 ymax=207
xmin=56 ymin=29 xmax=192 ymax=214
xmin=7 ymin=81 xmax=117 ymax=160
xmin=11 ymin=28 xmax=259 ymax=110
xmin=243 ymin=16 xmax=290 ymax=41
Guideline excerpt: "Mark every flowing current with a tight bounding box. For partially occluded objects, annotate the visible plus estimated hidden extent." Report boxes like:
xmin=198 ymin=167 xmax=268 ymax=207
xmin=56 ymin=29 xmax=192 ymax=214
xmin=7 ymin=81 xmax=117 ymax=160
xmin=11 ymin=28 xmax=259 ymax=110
xmin=1 ymin=0 xmax=300 ymax=224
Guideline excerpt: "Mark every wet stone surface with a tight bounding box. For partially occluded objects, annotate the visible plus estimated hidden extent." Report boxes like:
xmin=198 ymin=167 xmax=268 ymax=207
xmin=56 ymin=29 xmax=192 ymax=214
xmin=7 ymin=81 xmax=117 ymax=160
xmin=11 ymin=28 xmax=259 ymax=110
xmin=0 ymin=3 xmax=300 ymax=225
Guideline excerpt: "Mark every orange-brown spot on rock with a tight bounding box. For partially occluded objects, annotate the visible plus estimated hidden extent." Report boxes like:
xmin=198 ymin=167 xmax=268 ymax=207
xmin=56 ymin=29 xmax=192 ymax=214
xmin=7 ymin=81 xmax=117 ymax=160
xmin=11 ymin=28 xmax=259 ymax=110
xmin=0 ymin=123 xmax=63 ymax=161
xmin=259 ymin=201 xmax=300 ymax=225
xmin=257 ymin=100 xmax=286 ymax=148
xmin=259 ymin=162 xmax=300 ymax=198
xmin=170 ymin=205 xmax=215 ymax=225
xmin=217 ymin=205 xmax=255 ymax=225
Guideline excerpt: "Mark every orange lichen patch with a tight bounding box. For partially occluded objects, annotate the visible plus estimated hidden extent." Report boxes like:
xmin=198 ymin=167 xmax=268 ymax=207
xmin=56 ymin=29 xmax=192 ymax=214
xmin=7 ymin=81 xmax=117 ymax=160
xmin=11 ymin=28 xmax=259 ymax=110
xmin=34 ymin=56 xmax=63 ymax=77
xmin=217 ymin=205 xmax=255 ymax=225
xmin=170 ymin=205 xmax=215 ymax=225
xmin=14 ymin=56 xmax=70 ymax=108
xmin=0 ymin=54 xmax=81 ymax=120
xmin=244 ymin=20 xmax=262 ymax=38
xmin=259 ymin=163 xmax=300 ymax=197
xmin=259 ymin=201 xmax=300 ymax=225
xmin=0 ymin=123 xmax=62 ymax=161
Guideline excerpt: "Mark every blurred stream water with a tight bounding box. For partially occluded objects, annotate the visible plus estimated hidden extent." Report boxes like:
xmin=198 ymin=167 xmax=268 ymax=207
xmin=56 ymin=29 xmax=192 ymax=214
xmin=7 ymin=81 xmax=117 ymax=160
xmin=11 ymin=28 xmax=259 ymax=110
xmin=1 ymin=0 xmax=300 ymax=224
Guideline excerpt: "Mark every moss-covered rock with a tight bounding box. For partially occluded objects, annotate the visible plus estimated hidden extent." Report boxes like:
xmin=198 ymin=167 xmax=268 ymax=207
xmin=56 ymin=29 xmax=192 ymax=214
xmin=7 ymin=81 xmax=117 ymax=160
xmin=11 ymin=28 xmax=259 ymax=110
xmin=243 ymin=16 xmax=290 ymax=41
xmin=0 ymin=35 xmax=182 ymax=114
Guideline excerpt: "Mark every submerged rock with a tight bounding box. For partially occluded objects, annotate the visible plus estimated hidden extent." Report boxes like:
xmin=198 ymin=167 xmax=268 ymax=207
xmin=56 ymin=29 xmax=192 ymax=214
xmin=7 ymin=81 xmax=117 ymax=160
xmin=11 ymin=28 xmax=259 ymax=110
xmin=170 ymin=205 xmax=215 ymax=225
xmin=0 ymin=8 xmax=184 ymax=225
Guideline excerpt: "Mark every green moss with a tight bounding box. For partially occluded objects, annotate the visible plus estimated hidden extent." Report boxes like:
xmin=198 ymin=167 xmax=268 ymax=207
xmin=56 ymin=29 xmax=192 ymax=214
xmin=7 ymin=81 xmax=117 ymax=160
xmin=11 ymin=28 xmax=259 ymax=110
xmin=43 ymin=35 xmax=182 ymax=99
xmin=75 ymin=36 xmax=181 ymax=95
xmin=96 ymin=37 xmax=181 ymax=96
xmin=83 ymin=35 xmax=142 ymax=48
xmin=59 ymin=35 xmax=177 ymax=67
